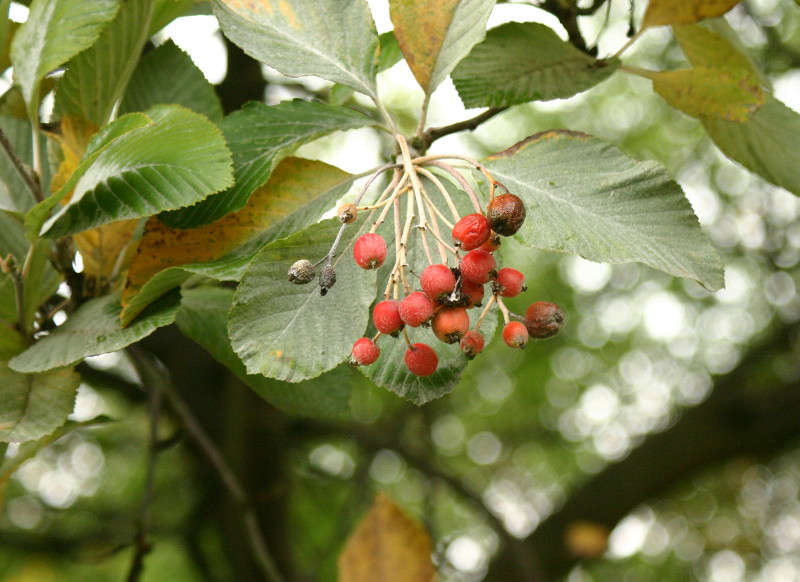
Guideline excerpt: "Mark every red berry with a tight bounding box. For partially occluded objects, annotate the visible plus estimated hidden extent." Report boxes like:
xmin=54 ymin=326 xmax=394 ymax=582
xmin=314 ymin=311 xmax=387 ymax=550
xmin=372 ymin=300 xmax=404 ymax=335
xmin=460 ymin=330 xmax=485 ymax=359
xmin=487 ymin=193 xmax=526 ymax=236
xmin=353 ymin=233 xmax=387 ymax=269
xmin=524 ymin=301 xmax=565 ymax=339
xmin=460 ymin=249 xmax=496 ymax=285
xmin=460 ymin=279 xmax=485 ymax=308
xmin=404 ymin=343 xmax=438 ymax=376
xmin=351 ymin=337 xmax=380 ymax=365
xmin=452 ymin=213 xmax=491 ymax=251
xmin=431 ymin=307 xmax=470 ymax=344
xmin=502 ymin=321 xmax=529 ymax=349
xmin=495 ymin=267 xmax=526 ymax=298
xmin=398 ymin=291 xmax=435 ymax=327
xmin=420 ymin=264 xmax=457 ymax=302
xmin=479 ymin=231 xmax=502 ymax=253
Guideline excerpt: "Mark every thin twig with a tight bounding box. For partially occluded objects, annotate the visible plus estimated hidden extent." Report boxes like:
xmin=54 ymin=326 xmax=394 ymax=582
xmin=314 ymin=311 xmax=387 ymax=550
xmin=419 ymin=107 xmax=508 ymax=152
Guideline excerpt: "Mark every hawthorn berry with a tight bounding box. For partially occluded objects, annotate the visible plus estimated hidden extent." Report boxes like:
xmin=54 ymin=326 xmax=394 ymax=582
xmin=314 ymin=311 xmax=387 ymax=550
xmin=460 ymin=249 xmax=497 ymax=285
xmin=350 ymin=337 xmax=380 ymax=366
xmin=319 ymin=265 xmax=336 ymax=296
xmin=525 ymin=301 xmax=565 ymax=339
xmin=452 ymin=213 xmax=491 ymax=251
xmin=404 ymin=343 xmax=438 ymax=376
xmin=287 ymin=259 xmax=315 ymax=284
xmin=502 ymin=321 xmax=529 ymax=349
xmin=487 ymin=193 xmax=526 ymax=236
xmin=398 ymin=291 xmax=435 ymax=327
xmin=420 ymin=264 xmax=457 ymax=302
xmin=459 ymin=279 xmax=485 ymax=308
xmin=479 ymin=231 xmax=502 ymax=253
xmin=432 ymin=307 xmax=470 ymax=344
xmin=353 ymin=233 xmax=387 ymax=270
xmin=460 ymin=330 xmax=485 ymax=359
xmin=337 ymin=202 xmax=357 ymax=224
xmin=494 ymin=267 xmax=527 ymax=298
xmin=373 ymin=300 xmax=404 ymax=335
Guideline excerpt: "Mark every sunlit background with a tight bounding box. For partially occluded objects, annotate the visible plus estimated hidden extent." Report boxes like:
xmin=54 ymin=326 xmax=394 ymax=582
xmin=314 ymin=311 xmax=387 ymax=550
xmin=2 ymin=1 xmax=800 ymax=581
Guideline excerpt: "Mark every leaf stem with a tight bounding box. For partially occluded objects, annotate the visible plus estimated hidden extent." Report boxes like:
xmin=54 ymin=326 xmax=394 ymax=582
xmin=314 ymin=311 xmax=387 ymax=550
xmin=0 ymin=126 xmax=42 ymax=203
xmin=611 ymin=27 xmax=645 ymax=60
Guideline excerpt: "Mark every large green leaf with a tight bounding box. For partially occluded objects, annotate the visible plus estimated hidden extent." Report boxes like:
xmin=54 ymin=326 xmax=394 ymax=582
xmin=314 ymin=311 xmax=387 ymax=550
xmin=485 ymin=131 xmax=725 ymax=291
xmin=160 ymin=100 xmax=372 ymax=228
xmin=214 ymin=0 xmax=379 ymax=97
xmin=119 ymin=40 xmax=223 ymax=123
xmin=389 ymin=0 xmax=494 ymax=95
xmin=229 ymin=218 xmax=376 ymax=383
xmin=177 ymin=286 xmax=352 ymax=417
xmin=10 ymin=0 xmax=120 ymax=117
xmin=0 ymin=115 xmax=39 ymax=213
xmin=9 ymin=290 xmax=181 ymax=373
xmin=452 ymin=22 xmax=620 ymax=108
xmin=39 ymin=105 xmax=234 ymax=238
xmin=54 ymin=0 xmax=154 ymax=126
xmin=0 ymin=363 xmax=81 ymax=443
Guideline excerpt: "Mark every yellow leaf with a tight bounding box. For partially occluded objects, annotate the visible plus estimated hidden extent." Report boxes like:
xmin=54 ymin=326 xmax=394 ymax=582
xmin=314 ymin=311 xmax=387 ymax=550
xmin=121 ymin=157 xmax=351 ymax=311
xmin=338 ymin=492 xmax=436 ymax=582
xmin=642 ymin=0 xmax=742 ymax=28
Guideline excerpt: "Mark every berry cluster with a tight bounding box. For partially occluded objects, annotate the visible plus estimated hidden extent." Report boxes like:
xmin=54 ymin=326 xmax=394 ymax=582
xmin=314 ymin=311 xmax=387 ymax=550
xmin=287 ymin=137 xmax=564 ymax=377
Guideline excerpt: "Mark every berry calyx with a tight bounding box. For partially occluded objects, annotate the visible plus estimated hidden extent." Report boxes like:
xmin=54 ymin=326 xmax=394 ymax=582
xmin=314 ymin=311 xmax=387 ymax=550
xmin=524 ymin=301 xmax=565 ymax=339
xmin=353 ymin=233 xmax=387 ymax=270
xmin=432 ymin=307 xmax=470 ymax=344
xmin=372 ymin=300 xmax=404 ymax=335
xmin=460 ymin=330 xmax=485 ymax=359
xmin=502 ymin=321 xmax=529 ymax=349
xmin=420 ymin=264 xmax=457 ymax=302
xmin=404 ymin=343 xmax=438 ymax=376
xmin=460 ymin=249 xmax=497 ymax=285
xmin=494 ymin=267 xmax=527 ymax=298
xmin=398 ymin=291 xmax=435 ymax=327
xmin=287 ymin=259 xmax=315 ymax=284
xmin=452 ymin=213 xmax=491 ymax=251
xmin=351 ymin=337 xmax=380 ymax=366
xmin=487 ymin=193 xmax=526 ymax=236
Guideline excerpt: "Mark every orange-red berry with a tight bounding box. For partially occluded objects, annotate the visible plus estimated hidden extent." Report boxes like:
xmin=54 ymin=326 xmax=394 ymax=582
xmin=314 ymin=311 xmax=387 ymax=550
xmin=502 ymin=321 xmax=529 ymax=349
xmin=479 ymin=231 xmax=502 ymax=253
xmin=495 ymin=267 xmax=526 ymax=298
xmin=372 ymin=300 xmax=404 ymax=335
xmin=432 ymin=307 xmax=470 ymax=344
xmin=460 ymin=249 xmax=496 ymax=285
xmin=420 ymin=264 xmax=457 ymax=302
xmin=351 ymin=337 xmax=380 ymax=365
xmin=452 ymin=213 xmax=491 ymax=251
xmin=353 ymin=233 xmax=387 ymax=269
xmin=460 ymin=330 xmax=485 ymax=359
xmin=398 ymin=291 xmax=435 ymax=327
xmin=524 ymin=301 xmax=565 ymax=339
xmin=487 ymin=193 xmax=526 ymax=236
xmin=404 ymin=343 xmax=438 ymax=376
xmin=460 ymin=279 xmax=485 ymax=308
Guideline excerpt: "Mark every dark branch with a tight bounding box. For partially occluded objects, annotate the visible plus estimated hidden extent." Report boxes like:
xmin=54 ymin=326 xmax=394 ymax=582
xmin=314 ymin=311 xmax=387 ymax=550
xmin=418 ymin=107 xmax=508 ymax=153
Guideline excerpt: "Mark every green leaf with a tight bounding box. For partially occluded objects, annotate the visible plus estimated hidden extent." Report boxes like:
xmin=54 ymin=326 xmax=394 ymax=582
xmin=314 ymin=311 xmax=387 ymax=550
xmin=0 ymin=115 xmax=44 ymax=213
xmin=229 ymin=218 xmax=376 ymax=383
xmin=119 ymin=40 xmax=224 ymax=123
xmin=642 ymin=0 xmax=742 ymax=28
xmin=10 ymin=0 xmax=121 ymax=117
xmin=40 ymin=105 xmax=234 ymax=238
xmin=485 ymin=130 xmax=725 ymax=291
xmin=121 ymin=159 xmax=356 ymax=325
xmin=452 ymin=22 xmax=620 ymax=109
xmin=150 ymin=0 xmax=196 ymax=34
xmin=645 ymin=66 xmax=764 ymax=121
xmin=389 ymin=0 xmax=494 ymax=95
xmin=54 ymin=0 xmax=154 ymax=126
xmin=8 ymin=289 xmax=181 ymax=373
xmin=160 ymin=100 xmax=371 ymax=228
xmin=214 ymin=0 xmax=379 ymax=96
xmin=0 ymin=363 xmax=80 ymax=443
xmin=177 ymin=286 xmax=352 ymax=417
xmin=703 ymin=95 xmax=800 ymax=196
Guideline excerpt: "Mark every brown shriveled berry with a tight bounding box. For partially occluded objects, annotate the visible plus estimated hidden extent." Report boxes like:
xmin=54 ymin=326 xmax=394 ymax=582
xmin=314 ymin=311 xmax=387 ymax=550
xmin=404 ymin=342 xmax=438 ymax=376
xmin=319 ymin=265 xmax=336 ymax=296
xmin=452 ymin=213 xmax=491 ymax=251
xmin=502 ymin=321 xmax=529 ymax=349
xmin=353 ymin=233 xmax=387 ymax=269
xmin=460 ymin=330 xmax=485 ymax=359
xmin=524 ymin=301 xmax=565 ymax=339
xmin=420 ymin=264 xmax=457 ymax=303
xmin=487 ymin=193 xmax=526 ymax=236
xmin=337 ymin=203 xmax=357 ymax=224
xmin=287 ymin=259 xmax=315 ymax=284
xmin=431 ymin=307 xmax=470 ymax=344
xmin=398 ymin=291 xmax=435 ymax=327
xmin=460 ymin=249 xmax=496 ymax=285
xmin=494 ymin=267 xmax=527 ymax=298
xmin=350 ymin=337 xmax=380 ymax=366
xmin=372 ymin=300 xmax=404 ymax=335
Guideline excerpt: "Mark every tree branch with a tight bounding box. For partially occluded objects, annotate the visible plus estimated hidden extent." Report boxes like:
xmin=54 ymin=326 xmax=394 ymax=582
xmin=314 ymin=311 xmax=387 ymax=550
xmin=417 ymin=107 xmax=508 ymax=153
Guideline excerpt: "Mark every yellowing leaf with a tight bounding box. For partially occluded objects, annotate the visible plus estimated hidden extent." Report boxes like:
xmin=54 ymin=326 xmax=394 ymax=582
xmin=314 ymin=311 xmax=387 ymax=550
xmin=642 ymin=0 xmax=743 ymax=28
xmin=646 ymin=66 xmax=764 ymax=121
xmin=564 ymin=521 xmax=610 ymax=559
xmin=121 ymin=157 xmax=350 ymax=319
xmin=338 ymin=493 xmax=435 ymax=582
